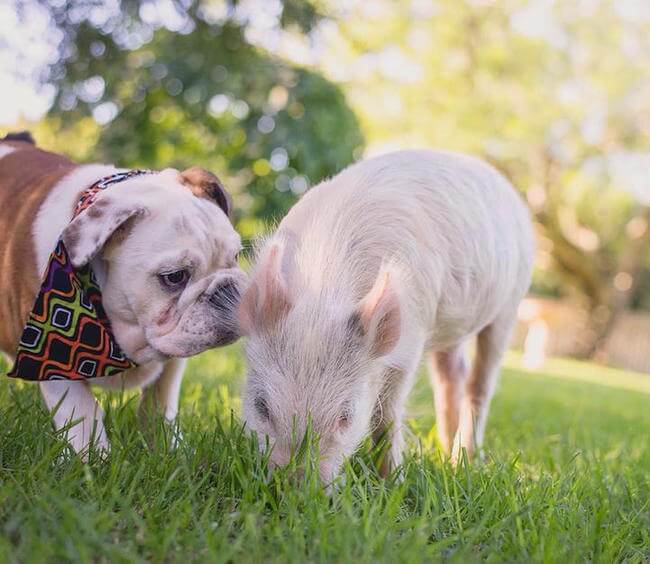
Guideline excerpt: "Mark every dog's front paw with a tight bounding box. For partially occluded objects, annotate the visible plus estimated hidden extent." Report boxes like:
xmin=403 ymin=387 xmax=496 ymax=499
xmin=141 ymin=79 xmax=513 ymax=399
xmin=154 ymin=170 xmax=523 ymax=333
xmin=57 ymin=423 xmax=110 ymax=463
xmin=137 ymin=407 xmax=183 ymax=451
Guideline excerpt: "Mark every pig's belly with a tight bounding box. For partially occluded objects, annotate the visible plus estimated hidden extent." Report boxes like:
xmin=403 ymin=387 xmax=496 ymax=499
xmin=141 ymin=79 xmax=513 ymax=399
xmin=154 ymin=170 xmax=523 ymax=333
xmin=426 ymin=315 xmax=491 ymax=351
xmin=422 ymin=277 xmax=515 ymax=351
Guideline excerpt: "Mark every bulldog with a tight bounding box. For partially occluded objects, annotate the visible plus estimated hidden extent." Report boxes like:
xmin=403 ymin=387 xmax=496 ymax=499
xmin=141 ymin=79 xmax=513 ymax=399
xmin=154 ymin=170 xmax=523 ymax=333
xmin=0 ymin=132 xmax=246 ymax=455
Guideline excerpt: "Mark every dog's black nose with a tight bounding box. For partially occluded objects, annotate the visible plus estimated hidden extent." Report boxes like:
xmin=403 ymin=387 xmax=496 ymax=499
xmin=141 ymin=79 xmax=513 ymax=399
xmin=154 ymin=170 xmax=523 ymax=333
xmin=209 ymin=280 xmax=240 ymax=311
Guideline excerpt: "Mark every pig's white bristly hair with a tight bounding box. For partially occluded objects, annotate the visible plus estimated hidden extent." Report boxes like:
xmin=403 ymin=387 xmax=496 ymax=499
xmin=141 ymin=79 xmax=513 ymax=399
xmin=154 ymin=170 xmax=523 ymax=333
xmin=242 ymin=149 xmax=535 ymax=476
xmin=261 ymin=149 xmax=532 ymax=361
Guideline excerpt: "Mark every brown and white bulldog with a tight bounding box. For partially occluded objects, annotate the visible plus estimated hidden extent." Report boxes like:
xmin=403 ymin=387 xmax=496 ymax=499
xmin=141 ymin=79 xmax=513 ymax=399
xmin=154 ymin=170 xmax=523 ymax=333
xmin=0 ymin=132 xmax=246 ymax=455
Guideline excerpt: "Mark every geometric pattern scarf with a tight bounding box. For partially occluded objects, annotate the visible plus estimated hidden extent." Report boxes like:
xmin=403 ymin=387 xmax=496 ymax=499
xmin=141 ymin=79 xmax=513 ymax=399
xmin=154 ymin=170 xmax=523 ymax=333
xmin=8 ymin=170 xmax=153 ymax=381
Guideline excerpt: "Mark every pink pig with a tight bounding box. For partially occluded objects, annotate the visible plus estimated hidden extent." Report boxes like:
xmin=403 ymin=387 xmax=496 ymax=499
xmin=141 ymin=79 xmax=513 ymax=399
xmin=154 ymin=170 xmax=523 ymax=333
xmin=239 ymin=150 xmax=535 ymax=481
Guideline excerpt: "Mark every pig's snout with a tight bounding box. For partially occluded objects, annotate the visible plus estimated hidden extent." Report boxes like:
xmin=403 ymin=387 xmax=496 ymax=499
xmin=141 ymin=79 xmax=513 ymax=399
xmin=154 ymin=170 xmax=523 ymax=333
xmin=267 ymin=446 xmax=342 ymax=484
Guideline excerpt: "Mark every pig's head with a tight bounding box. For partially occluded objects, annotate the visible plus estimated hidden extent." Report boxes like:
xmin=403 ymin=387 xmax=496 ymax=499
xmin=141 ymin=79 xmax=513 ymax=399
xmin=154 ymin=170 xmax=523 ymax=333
xmin=239 ymin=240 xmax=401 ymax=482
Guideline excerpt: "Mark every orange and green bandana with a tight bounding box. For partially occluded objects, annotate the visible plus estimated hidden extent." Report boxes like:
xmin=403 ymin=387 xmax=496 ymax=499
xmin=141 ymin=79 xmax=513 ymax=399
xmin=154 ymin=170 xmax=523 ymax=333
xmin=8 ymin=170 xmax=152 ymax=381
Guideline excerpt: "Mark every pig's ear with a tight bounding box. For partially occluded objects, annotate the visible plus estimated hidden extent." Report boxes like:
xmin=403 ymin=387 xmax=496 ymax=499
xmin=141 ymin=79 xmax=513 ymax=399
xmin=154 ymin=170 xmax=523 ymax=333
xmin=238 ymin=242 xmax=291 ymax=334
xmin=351 ymin=269 xmax=401 ymax=357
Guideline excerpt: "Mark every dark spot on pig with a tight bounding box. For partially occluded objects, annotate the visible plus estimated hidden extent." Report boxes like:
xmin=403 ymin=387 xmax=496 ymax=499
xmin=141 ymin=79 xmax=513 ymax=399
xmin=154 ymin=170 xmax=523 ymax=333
xmin=347 ymin=311 xmax=365 ymax=338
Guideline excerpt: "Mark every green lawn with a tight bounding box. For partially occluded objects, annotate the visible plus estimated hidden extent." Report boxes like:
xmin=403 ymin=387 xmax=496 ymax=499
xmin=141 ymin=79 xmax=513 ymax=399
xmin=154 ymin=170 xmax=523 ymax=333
xmin=1 ymin=348 xmax=648 ymax=563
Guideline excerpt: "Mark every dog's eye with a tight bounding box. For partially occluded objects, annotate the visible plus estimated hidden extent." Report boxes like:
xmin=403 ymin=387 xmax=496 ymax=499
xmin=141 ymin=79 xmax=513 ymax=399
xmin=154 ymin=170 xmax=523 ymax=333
xmin=158 ymin=269 xmax=189 ymax=290
xmin=254 ymin=396 xmax=271 ymax=421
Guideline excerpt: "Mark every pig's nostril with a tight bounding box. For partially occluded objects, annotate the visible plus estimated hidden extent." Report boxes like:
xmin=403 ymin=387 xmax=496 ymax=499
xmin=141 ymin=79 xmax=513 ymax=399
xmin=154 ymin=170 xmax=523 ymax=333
xmin=209 ymin=280 xmax=240 ymax=311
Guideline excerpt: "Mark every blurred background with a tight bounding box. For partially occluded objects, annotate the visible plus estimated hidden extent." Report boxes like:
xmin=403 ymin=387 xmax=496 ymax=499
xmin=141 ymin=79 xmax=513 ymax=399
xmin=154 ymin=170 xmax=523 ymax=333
xmin=2 ymin=0 xmax=650 ymax=373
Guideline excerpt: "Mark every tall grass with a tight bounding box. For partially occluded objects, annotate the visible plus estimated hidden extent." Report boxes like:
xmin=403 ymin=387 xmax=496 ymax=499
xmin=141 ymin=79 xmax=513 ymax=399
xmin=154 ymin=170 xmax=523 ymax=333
xmin=0 ymin=347 xmax=648 ymax=562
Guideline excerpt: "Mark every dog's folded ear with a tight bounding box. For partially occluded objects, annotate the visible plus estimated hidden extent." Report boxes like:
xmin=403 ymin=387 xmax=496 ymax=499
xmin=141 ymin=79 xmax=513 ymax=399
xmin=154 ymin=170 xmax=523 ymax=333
xmin=61 ymin=197 xmax=146 ymax=267
xmin=180 ymin=167 xmax=232 ymax=219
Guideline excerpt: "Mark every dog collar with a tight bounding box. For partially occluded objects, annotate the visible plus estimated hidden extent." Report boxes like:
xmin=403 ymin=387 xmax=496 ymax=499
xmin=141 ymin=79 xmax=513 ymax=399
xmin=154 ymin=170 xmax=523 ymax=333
xmin=8 ymin=170 xmax=153 ymax=381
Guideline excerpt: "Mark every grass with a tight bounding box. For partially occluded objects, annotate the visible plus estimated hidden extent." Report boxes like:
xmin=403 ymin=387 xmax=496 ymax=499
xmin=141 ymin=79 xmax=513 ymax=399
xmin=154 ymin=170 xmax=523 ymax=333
xmin=0 ymin=347 xmax=648 ymax=563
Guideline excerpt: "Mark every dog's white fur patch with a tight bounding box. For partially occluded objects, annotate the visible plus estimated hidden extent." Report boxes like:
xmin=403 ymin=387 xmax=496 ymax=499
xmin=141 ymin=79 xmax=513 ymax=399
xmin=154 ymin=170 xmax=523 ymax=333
xmin=33 ymin=164 xmax=118 ymax=273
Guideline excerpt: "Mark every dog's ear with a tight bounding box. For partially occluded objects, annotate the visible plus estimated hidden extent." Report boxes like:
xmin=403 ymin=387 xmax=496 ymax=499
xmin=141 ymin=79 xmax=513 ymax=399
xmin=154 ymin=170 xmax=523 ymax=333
xmin=180 ymin=167 xmax=232 ymax=218
xmin=350 ymin=269 xmax=401 ymax=357
xmin=61 ymin=196 xmax=146 ymax=267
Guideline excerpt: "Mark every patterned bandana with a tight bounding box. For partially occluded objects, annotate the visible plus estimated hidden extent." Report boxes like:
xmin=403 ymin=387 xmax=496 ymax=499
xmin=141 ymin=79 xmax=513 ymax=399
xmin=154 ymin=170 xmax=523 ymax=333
xmin=8 ymin=170 xmax=153 ymax=381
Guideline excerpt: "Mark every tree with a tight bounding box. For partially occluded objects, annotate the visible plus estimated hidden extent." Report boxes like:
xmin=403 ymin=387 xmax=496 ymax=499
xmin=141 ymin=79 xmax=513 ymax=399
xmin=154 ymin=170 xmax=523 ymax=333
xmin=321 ymin=0 xmax=650 ymax=357
xmin=13 ymin=0 xmax=364 ymax=239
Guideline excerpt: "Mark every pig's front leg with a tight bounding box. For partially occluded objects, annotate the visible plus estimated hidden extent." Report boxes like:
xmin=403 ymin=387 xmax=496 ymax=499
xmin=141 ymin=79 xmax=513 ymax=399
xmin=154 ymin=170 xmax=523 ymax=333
xmin=428 ymin=344 xmax=469 ymax=457
xmin=40 ymin=380 xmax=109 ymax=458
xmin=371 ymin=364 xmax=418 ymax=477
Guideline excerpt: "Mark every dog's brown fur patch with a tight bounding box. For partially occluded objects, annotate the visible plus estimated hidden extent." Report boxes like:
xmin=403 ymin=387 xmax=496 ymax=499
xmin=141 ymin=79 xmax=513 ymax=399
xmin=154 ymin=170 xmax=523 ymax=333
xmin=180 ymin=166 xmax=232 ymax=218
xmin=0 ymin=142 xmax=76 ymax=352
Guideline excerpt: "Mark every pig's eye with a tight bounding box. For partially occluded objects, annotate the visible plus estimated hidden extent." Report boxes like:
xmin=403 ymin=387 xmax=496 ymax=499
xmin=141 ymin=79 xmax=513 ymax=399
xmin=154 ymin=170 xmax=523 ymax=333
xmin=254 ymin=396 xmax=271 ymax=421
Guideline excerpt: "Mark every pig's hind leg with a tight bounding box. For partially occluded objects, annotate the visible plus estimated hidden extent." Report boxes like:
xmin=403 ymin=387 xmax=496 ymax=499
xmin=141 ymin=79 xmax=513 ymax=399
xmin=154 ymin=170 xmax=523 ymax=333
xmin=452 ymin=306 xmax=518 ymax=463
xmin=428 ymin=344 xmax=469 ymax=457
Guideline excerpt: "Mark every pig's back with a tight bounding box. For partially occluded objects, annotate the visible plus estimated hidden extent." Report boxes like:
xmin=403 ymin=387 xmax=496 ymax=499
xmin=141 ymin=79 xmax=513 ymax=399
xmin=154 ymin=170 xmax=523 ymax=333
xmin=280 ymin=150 xmax=534 ymax=347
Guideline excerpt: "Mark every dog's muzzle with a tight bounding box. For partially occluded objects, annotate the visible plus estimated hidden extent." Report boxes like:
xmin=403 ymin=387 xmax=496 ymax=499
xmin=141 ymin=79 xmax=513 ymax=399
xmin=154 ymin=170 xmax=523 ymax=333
xmin=208 ymin=279 xmax=241 ymax=312
xmin=208 ymin=279 xmax=241 ymax=346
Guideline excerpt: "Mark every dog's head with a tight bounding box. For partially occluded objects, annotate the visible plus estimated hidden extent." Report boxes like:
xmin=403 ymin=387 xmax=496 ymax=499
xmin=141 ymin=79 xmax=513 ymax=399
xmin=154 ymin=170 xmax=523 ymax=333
xmin=61 ymin=167 xmax=246 ymax=363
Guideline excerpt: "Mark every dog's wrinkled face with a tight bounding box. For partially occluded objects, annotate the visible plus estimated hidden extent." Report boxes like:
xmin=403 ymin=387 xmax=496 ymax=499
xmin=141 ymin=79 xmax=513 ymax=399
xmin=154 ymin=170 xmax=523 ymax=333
xmin=61 ymin=167 xmax=246 ymax=364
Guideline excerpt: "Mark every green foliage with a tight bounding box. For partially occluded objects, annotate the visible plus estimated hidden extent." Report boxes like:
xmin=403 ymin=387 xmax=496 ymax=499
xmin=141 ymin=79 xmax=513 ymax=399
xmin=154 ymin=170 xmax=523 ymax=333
xmin=35 ymin=0 xmax=364 ymax=238
xmin=330 ymin=0 xmax=650 ymax=312
xmin=1 ymin=349 xmax=648 ymax=561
